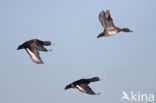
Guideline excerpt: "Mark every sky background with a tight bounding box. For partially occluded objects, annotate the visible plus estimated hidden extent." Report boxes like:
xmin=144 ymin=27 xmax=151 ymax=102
xmin=0 ymin=0 xmax=156 ymax=103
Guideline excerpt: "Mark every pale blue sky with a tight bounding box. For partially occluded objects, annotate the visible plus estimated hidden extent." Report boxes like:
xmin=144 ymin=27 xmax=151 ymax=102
xmin=0 ymin=0 xmax=156 ymax=103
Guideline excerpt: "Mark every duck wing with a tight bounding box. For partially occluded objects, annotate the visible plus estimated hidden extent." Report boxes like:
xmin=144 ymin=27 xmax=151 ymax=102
xmin=99 ymin=10 xmax=107 ymax=30
xmin=26 ymin=45 xmax=43 ymax=64
xmin=105 ymin=10 xmax=116 ymax=30
xmin=76 ymin=84 xmax=96 ymax=95
xmin=99 ymin=10 xmax=116 ymax=31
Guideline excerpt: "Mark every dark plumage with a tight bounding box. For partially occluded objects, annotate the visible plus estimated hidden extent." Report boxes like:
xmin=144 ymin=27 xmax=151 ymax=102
xmin=65 ymin=77 xmax=101 ymax=95
xmin=97 ymin=10 xmax=132 ymax=38
xmin=17 ymin=39 xmax=51 ymax=64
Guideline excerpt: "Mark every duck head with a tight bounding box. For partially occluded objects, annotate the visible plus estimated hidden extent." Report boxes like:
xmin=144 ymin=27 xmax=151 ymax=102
xmin=17 ymin=44 xmax=24 ymax=50
xmin=65 ymin=84 xmax=73 ymax=90
xmin=122 ymin=28 xmax=133 ymax=32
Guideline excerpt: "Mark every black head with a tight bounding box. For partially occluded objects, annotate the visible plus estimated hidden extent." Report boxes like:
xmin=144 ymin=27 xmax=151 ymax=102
xmin=65 ymin=84 xmax=73 ymax=90
xmin=17 ymin=44 xmax=24 ymax=50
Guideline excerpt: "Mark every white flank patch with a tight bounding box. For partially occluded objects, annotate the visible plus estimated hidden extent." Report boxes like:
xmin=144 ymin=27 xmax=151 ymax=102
xmin=26 ymin=48 xmax=40 ymax=63
xmin=76 ymin=85 xmax=86 ymax=92
xmin=108 ymin=31 xmax=117 ymax=36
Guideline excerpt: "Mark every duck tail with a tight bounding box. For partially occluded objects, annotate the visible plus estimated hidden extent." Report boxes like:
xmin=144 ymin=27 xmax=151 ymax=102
xmin=97 ymin=32 xmax=104 ymax=38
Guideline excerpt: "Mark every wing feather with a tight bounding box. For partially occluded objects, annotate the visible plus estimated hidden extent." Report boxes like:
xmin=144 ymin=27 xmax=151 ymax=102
xmin=76 ymin=84 xmax=96 ymax=95
xmin=26 ymin=47 xmax=43 ymax=64
xmin=99 ymin=10 xmax=107 ymax=29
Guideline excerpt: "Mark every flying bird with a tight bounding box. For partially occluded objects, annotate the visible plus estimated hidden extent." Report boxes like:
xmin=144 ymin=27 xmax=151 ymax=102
xmin=97 ymin=10 xmax=132 ymax=38
xmin=65 ymin=77 xmax=101 ymax=95
xmin=17 ymin=39 xmax=51 ymax=64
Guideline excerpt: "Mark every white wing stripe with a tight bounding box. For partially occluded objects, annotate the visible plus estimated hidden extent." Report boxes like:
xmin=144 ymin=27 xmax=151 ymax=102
xmin=76 ymin=85 xmax=86 ymax=92
xmin=26 ymin=48 xmax=40 ymax=63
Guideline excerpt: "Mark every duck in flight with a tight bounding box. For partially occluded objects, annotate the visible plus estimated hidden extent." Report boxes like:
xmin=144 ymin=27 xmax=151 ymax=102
xmin=65 ymin=77 xmax=101 ymax=95
xmin=97 ymin=10 xmax=132 ymax=38
xmin=17 ymin=39 xmax=51 ymax=64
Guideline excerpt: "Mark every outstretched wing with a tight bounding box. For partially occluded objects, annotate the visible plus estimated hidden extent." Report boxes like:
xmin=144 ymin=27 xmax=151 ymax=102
xmin=105 ymin=10 xmax=116 ymax=29
xmin=26 ymin=46 xmax=43 ymax=64
xmin=76 ymin=84 xmax=96 ymax=95
xmin=99 ymin=10 xmax=116 ymax=30
xmin=99 ymin=10 xmax=107 ymax=29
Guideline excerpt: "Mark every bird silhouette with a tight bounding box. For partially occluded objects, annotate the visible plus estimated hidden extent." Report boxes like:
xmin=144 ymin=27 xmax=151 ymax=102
xmin=17 ymin=39 xmax=52 ymax=64
xmin=97 ymin=10 xmax=132 ymax=38
xmin=65 ymin=77 xmax=101 ymax=95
